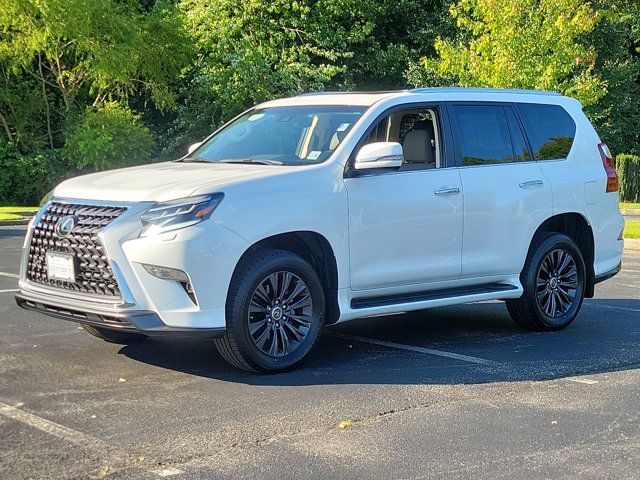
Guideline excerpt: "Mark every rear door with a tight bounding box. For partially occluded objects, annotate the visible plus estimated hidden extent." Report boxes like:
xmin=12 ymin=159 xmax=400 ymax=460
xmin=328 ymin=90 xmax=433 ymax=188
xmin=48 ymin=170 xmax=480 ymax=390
xmin=447 ymin=102 xmax=552 ymax=278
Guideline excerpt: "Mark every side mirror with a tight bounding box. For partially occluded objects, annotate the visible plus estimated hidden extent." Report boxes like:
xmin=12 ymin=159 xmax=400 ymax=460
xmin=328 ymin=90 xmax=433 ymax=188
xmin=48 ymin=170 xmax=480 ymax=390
xmin=187 ymin=141 xmax=203 ymax=155
xmin=354 ymin=142 xmax=403 ymax=170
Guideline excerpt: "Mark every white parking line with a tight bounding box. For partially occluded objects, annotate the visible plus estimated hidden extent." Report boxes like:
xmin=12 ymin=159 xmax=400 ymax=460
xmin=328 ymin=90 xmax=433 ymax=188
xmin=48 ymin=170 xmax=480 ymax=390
xmin=588 ymin=303 xmax=640 ymax=314
xmin=608 ymin=282 xmax=640 ymax=290
xmin=0 ymin=289 xmax=18 ymax=293
xmin=328 ymin=332 xmax=499 ymax=366
xmin=0 ymin=401 xmax=110 ymax=451
xmin=0 ymin=401 xmax=178 ymax=477
xmin=0 ymin=271 xmax=19 ymax=279
xmin=568 ymin=377 xmax=599 ymax=385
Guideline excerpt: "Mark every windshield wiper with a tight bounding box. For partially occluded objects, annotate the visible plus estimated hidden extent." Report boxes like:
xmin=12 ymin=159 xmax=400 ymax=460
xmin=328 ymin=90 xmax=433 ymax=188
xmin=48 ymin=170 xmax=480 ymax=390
xmin=218 ymin=158 xmax=284 ymax=166
xmin=179 ymin=157 xmax=284 ymax=165
xmin=180 ymin=157 xmax=211 ymax=163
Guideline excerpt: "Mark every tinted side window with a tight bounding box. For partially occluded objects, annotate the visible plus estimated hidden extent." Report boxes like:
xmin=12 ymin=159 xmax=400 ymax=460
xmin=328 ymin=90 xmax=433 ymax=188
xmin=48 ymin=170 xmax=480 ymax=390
xmin=358 ymin=107 xmax=443 ymax=169
xmin=451 ymin=105 xmax=514 ymax=166
xmin=515 ymin=103 xmax=576 ymax=160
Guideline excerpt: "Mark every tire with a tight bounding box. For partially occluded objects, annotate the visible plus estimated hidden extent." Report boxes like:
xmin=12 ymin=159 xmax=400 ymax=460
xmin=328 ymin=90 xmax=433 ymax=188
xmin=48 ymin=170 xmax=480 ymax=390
xmin=214 ymin=249 xmax=325 ymax=373
xmin=506 ymin=233 xmax=586 ymax=331
xmin=81 ymin=323 xmax=147 ymax=344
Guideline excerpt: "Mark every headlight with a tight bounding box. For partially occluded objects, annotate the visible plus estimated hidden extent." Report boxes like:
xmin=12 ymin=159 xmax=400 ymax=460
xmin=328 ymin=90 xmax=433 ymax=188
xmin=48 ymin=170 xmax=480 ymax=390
xmin=140 ymin=193 xmax=224 ymax=237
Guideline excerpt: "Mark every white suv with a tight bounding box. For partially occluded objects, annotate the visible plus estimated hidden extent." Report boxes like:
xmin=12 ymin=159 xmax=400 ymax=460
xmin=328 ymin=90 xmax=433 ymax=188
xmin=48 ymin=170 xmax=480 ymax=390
xmin=16 ymin=88 xmax=624 ymax=373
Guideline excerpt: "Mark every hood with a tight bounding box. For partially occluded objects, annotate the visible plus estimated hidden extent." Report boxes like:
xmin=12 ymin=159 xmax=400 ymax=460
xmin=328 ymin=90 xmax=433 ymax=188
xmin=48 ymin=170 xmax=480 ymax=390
xmin=53 ymin=161 xmax=295 ymax=202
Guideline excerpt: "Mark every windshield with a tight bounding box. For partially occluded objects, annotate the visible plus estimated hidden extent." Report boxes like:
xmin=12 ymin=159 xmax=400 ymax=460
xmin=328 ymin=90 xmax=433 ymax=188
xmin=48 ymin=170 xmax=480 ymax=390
xmin=186 ymin=105 xmax=367 ymax=165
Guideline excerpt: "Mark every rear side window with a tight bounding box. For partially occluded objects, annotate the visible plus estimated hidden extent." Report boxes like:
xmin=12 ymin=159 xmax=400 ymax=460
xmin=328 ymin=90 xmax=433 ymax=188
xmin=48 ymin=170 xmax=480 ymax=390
xmin=450 ymin=105 xmax=515 ymax=166
xmin=515 ymin=103 xmax=576 ymax=160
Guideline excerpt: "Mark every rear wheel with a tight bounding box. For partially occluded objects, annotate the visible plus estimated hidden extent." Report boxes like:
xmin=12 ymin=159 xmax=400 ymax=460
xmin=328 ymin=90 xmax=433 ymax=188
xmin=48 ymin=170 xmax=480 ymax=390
xmin=214 ymin=249 xmax=325 ymax=373
xmin=81 ymin=323 xmax=147 ymax=344
xmin=507 ymin=233 xmax=586 ymax=331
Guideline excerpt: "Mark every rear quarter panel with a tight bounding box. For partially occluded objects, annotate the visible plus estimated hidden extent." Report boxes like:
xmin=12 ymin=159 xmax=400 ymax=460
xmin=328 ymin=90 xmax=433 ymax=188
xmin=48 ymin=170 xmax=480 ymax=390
xmin=538 ymin=100 xmax=624 ymax=276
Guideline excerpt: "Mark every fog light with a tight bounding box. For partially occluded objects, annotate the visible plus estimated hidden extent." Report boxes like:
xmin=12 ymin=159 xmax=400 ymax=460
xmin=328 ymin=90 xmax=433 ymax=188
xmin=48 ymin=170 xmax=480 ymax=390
xmin=142 ymin=264 xmax=189 ymax=283
xmin=141 ymin=264 xmax=198 ymax=305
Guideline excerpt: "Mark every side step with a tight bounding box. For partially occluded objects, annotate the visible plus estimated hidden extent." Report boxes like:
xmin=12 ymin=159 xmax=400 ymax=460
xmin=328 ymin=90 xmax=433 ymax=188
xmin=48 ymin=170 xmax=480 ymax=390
xmin=350 ymin=282 xmax=519 ymax=310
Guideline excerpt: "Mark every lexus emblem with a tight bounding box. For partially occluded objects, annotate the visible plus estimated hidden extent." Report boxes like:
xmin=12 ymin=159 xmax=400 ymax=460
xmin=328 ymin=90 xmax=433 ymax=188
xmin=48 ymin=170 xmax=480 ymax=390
xmin=55 ymin=215 xmax=76 ymax=238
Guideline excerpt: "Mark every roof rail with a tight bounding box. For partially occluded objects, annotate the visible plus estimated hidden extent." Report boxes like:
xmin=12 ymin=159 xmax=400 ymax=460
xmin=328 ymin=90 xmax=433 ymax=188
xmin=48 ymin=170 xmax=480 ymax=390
xmin=409 ymin=87 xmax=561 ymax=96
xmin=298 ymin=90 xmax=402 ymax=96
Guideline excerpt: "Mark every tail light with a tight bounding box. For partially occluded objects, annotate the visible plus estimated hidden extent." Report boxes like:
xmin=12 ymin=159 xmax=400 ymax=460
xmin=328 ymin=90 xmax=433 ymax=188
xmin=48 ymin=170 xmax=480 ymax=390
xmin=598 ymin=143 xmax=618 ymax=192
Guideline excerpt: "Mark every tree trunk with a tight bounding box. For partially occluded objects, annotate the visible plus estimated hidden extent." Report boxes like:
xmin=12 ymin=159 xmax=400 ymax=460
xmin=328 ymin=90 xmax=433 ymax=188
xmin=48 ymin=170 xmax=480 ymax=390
xmin=0 ymin=110 xmax=13 ymax=144
xmin=38 ymin=54 xmax=55 ymax=149
xmin=48 ymin=57 xmax=70 ymax=111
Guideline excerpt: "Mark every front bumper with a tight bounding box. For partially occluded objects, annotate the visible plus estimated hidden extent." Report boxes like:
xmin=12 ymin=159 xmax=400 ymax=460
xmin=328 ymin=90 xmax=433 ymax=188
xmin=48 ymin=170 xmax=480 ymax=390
xmin=15 ymin=289 xmax=225 ymax=337
xmin=17 ymin=197 xmax=250 ymax=335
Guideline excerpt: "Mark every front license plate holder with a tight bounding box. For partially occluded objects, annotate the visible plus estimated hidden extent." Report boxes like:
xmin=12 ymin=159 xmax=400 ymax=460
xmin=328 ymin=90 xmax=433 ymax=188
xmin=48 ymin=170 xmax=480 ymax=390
xmin=46 ymin=252 xmax=76 ymax=282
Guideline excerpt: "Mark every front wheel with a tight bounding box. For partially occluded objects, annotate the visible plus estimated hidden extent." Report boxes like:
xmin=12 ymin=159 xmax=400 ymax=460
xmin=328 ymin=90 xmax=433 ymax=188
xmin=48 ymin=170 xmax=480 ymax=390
xmin=507 ymin=233 xmax=586 ymax=331
xmin=214 ymin=249 xmax=325 ymax=373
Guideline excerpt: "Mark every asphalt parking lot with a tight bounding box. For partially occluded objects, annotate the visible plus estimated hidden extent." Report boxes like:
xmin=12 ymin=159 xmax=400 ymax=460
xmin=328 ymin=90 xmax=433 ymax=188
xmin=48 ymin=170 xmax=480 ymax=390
xmin=1 ymin=225 xmax=639 ymax=479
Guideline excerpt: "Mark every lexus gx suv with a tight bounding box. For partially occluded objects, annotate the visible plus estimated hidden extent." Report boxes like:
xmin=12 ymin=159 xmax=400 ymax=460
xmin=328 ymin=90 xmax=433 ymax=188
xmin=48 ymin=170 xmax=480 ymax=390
xmin=16 ymin=88 xmax=624 ymax=373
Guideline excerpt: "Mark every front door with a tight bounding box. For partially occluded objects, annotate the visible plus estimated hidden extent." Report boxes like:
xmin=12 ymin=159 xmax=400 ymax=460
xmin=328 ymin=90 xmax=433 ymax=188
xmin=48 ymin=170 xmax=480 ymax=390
xmin=344 ymin=105 xmax=463 ymax=291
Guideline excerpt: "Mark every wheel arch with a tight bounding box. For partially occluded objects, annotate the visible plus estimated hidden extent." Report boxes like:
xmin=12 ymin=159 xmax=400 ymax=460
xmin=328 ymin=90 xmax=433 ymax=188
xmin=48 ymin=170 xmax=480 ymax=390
xmin=529 ymin=212 xmax=596 ymax=298
xmin=232 ymin=231 xmax=340 ymax=324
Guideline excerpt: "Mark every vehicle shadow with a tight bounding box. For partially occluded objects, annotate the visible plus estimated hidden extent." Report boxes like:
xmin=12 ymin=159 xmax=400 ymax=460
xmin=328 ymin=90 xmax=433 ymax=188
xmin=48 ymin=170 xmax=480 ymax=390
xmin=119 ymin=298 xmax=640 ymax=386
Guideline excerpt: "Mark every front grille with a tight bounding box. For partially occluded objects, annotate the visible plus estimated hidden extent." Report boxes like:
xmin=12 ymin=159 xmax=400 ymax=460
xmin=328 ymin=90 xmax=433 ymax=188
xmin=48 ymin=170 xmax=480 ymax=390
xmin=26 ymin=202 xmax=128 ymax=297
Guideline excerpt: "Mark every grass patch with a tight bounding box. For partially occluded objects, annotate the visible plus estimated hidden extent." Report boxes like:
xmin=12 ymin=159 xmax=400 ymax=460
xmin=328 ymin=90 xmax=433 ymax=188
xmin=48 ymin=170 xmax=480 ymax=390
xmin=0 ymin=212 xmax=24 ymax=221
xmin=625 ymin=220 xmax=640 ymax=239
xmin=621 ymin=202 xmax=640 ymax=210
xmin=0 ymin=206 xmax=38 ymax=222
xmin=0 ymin=206 xmax=39 ymax=213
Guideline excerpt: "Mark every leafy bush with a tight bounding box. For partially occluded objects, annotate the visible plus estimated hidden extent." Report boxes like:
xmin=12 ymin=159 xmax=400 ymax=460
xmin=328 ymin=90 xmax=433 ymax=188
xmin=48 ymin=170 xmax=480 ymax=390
xmin=617 ymin=154 xmax=640 ymax=203
xmin=64 ymin=103 xmax=155 ymax=171
xmin=0 ymin=141 xmax=72 ymax=205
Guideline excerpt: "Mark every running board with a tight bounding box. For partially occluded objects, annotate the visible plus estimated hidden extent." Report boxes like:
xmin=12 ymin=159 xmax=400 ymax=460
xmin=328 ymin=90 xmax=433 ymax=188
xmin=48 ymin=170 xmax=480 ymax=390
xmin=350 ymin=283 xmax=519 ymax=310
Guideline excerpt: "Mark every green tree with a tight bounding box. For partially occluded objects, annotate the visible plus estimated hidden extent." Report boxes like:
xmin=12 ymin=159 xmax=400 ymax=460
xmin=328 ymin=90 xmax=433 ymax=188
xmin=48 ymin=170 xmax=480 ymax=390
xmin=416 ymin=0 xmax=606 ymax=106
xmin=169 ymin=0 xmax=453 ymax=154
xmin=0 ymin=139 xmax=70 ymax=204
xmin=584 ymin=0 xmax=640 ymax=155
xmin=176 ymin=0 xmax=368 ymax=136
xmin=327 ymin=0 xmax=455 ymax=90
xmin=64 ymin=103 xmax=155 ymax=170
xmin=1 ymin=0 xmax=638 ymax=202
xmin=0 ymin=0 xmax=192 ymax=152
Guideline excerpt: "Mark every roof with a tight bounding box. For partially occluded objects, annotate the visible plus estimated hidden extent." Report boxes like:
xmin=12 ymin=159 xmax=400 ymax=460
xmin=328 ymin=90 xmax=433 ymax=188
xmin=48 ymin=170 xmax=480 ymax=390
xmin=257 ymin=87 xmax=565 ymax=108
xmin=259 ymin=91 xmax=402 ymax=107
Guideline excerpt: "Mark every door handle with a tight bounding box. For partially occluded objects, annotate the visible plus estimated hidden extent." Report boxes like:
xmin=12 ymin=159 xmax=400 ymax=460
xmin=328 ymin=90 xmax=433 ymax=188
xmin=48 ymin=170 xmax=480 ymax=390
xmin=434 ymin=186 xmax=461 ymax=196
xmin=519 ymin=179 xmax=544 ymax=188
